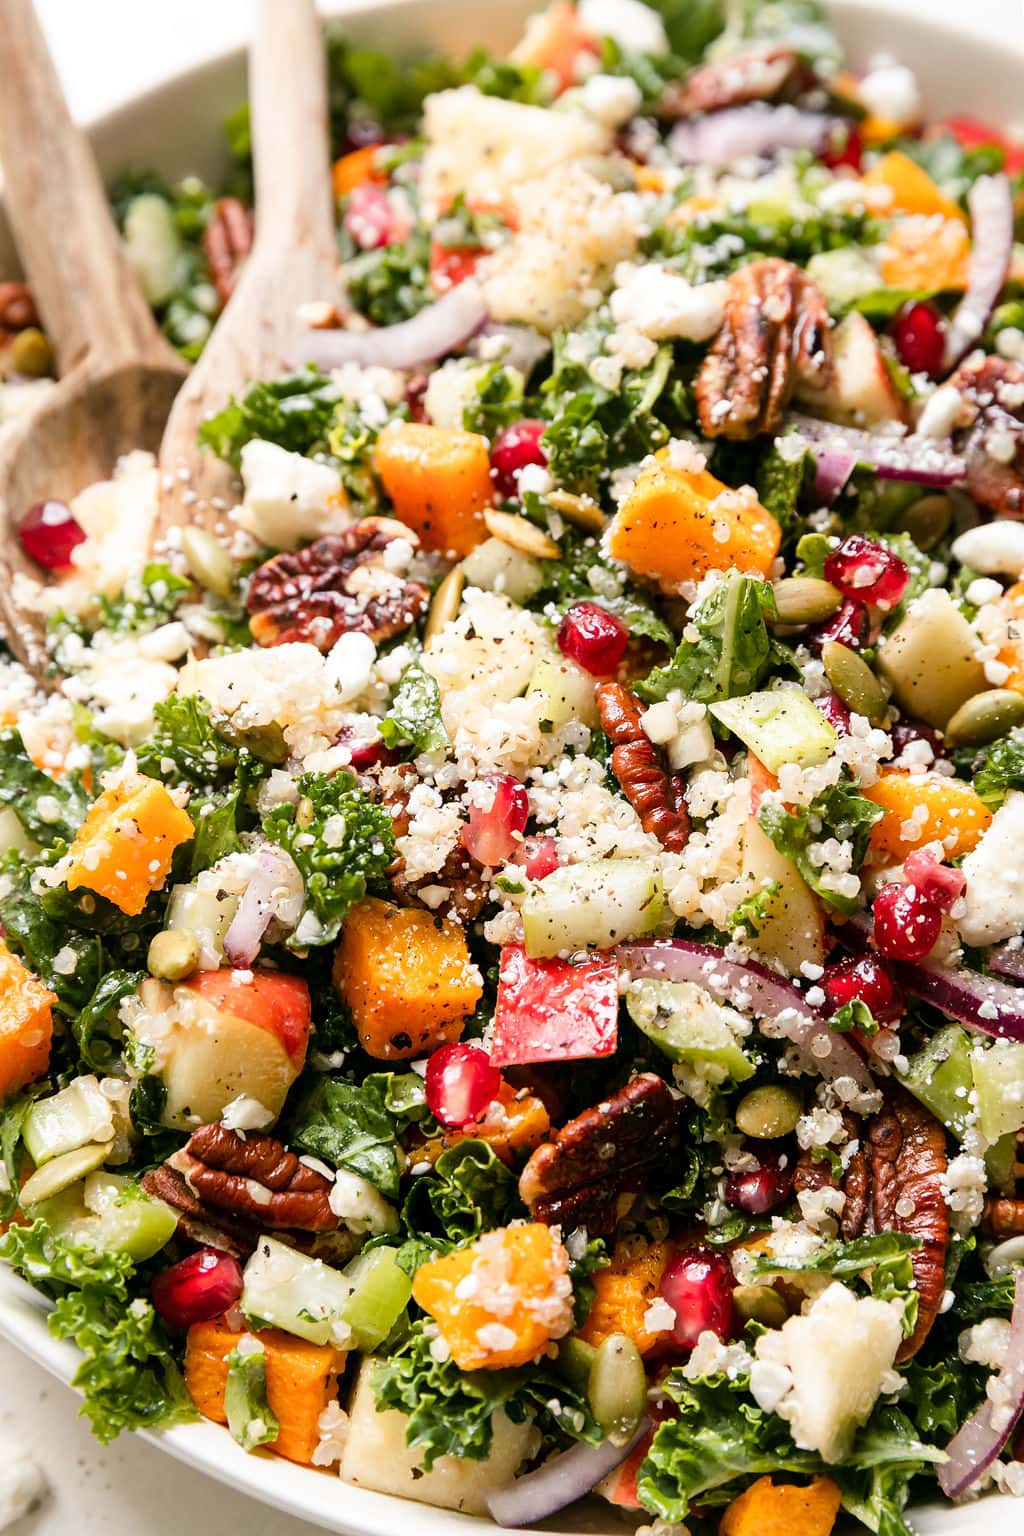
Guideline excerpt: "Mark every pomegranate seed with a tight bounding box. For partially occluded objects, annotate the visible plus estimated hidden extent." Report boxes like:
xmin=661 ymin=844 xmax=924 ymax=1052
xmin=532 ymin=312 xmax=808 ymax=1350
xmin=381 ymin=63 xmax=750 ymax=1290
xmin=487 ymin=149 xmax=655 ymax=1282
xmin=892 ymin=301 xmax=946 ymax=378
xmin=344 ymin=183 xmax=400 ymax=250
xmin=557 ymin=603 xmax=630 ymax=677
xmin=873 ymin=880 xmax=943 ymax=961
xmin=490 ymin=419 xmax=548 ymax=499
xmin=725 ymin=1144 xmax=794 ymax=1215
xmin=425 ymin=1042 xmax=501 ymax=1127
xmin=151 ymin=1248 xmax=244 ymax=1330
xmin=406 ymin=375 xmax=429 ymax=423
xmin=822 ymin=123 xmax=864 ymax=172
xmin=810 ymin=595 xmax=869 ymax=652
xmin=19 ymin=499 xmax=86 ymax=570
xmin=824 ymin=535 xmax=910 ymax=609
xmin=903 ymin=848 xmax=966 ymax=914
xmin=659 ymin=1246 xmax=735 ymax=1351
xmin=431 ymin=243 xmax=481 ymax=293
xmin=823 ymin=953 xmax=905 ymax=1022
xmin=889 ymin=717 xmax=946 ymax=763
xmin=462 ymin=773 xmax=529 ymax=867
xmin=522 ymin=835 xmax=559 ymax=881
xmin=334 ymin=724 xmax=396 ymax=771
xmin=815 ymin=691 xmax=852 ymax=735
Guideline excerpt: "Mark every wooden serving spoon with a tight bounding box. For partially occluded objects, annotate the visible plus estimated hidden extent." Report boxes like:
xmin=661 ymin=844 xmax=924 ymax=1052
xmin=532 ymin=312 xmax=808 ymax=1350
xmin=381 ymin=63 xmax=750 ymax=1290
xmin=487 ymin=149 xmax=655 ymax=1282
xmin=0 ymin=0 xmax=187 ymax=675
xmin=154 ymin=0 xmax=339 ymax=546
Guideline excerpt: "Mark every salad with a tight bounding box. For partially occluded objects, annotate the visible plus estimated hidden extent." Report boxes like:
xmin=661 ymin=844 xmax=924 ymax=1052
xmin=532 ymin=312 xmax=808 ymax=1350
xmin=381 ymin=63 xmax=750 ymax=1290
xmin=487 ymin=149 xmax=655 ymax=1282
xmin=2 ymin=1 xmax=1024 ymax=1532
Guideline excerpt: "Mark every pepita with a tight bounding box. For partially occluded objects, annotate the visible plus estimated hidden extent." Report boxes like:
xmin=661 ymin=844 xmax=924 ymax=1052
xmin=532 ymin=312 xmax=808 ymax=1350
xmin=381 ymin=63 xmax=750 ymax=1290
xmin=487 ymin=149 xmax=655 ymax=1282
xmin=771 ymin=576 xmax=842 ymax=626
xmin=944 ymin=688 xmax=1024 ymax=747
xmin=732 ymin=1283 xmax=789 ymax=1329
xmin=547 ymin=488 xmax=608 ymax=533
xmin=821 ymin=639 xmax=889 ymax=725
xmin=10 ymin=325 xmax=53 ymax=377
xmin=147 ymin=928 xmax=201 ymax=982
xmin=181 ymin=525 xmax=237 ymax=598
xmin=735 ymin=1083 xmax=803 ymax=1140
xmin=484 ymin=508 xmax=562 ymax=560
xmin=893 ymin=493 xmax=953 ymax=552
xmin=588 ymin=1333 xmax=647 ymax=1445
xmin=424 ymin=563 xmax=465 ymax=644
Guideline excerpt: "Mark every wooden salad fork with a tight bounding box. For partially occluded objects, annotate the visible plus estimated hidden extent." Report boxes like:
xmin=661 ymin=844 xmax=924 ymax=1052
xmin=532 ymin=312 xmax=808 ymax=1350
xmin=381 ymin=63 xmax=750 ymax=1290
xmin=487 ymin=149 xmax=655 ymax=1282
xmin=154 ymin=0 xmax=339 ymax=545
xmin=0 ymin=0 xmax=187 ymax=675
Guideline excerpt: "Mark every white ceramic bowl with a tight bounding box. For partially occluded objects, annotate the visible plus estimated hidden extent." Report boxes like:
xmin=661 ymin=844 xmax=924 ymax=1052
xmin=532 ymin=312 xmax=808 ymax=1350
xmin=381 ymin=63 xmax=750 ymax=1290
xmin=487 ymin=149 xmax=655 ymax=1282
xmin=1 ymin=2 xmax=1023 ymax=1531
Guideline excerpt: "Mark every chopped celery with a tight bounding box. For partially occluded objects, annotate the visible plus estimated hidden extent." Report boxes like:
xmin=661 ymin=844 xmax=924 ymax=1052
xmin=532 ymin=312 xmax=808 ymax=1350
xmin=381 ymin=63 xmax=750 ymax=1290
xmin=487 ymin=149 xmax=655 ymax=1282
xmin=340 ymin=1247 xmax=412 ymax=1351
xmin=710 ymin=686 xmax=837 ymax=772
xmin=242 ymin=1235 xmax=352 ymax=1346
xmin=626 ymin=978 xmax=755 ymax=1086
xmin=521 ymin=858 xmax=664 ymax=958
xmin=225 ymin=1341 xmax=279 ymax=1452
xmin=897 ymin=1025 xmax=976 ymax=1139
xmin=23 ymin=1076 xmax=115 ymax=1167
xmin=971 ymin=1040 xmax=1024 ymax=1143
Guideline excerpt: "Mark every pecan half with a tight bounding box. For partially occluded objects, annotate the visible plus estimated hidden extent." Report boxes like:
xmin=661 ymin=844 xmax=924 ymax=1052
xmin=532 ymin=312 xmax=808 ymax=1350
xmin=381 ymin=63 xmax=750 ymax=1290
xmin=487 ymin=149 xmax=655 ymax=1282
xmin=381 ymin=764 xmax=489 ymax=922
xmin=949 ymin=353 xmax=1024 ymax=517
xmin=203 ymin=196 xmax=255 ymax=307
xmin=660 ymin=45 xmax=805 ymax=118
xmin=172 ymin=1124 xmax=339 ymax=1232
xmin=247 ymin=518 xmax=430 ymax=651
xmin=696 ymin=258 xmax=832 ymax=441
xmin=519 ymin=1073 xmax=683 ymax=1236
xmin=0 ymin=281 xmax=39 ymax=333
xmin=596 ymin=682 xmax=690 ymax=853
xmin=982 ymin=1196 xmax=1024 ymax=1236
xmin=793 ymin=1110 xmax=867 ymax=1242
xmin=140 ymin=1163 xmax=259 ymax=1258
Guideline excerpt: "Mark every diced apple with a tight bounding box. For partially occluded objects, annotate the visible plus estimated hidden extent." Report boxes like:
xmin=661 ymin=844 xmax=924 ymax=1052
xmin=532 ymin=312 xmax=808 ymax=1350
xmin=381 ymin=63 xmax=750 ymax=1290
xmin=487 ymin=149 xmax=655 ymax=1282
xmin=796 ymin=311 xmax=909 ymax=428
xmin=710 ymin=686 xmax=836 ymax=773
xmin=521 ymin=858 xmax=664 ymax=957
xmin=737 ymin=816 xmax=826 ymax=975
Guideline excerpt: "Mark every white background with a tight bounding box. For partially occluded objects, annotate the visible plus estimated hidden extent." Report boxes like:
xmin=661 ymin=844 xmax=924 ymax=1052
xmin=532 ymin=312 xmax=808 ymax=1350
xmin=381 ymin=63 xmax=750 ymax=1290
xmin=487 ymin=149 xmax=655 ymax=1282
xmin=4 ymin=1 xmax=1024 ymax=1533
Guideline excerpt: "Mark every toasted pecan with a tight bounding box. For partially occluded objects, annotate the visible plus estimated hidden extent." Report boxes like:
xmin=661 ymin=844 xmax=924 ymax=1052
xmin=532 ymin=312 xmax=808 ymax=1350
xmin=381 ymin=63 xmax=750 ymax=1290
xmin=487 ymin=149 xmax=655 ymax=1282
xmin=660 ymin=45 xmax=805 ymax=119
xmin=982 ymin=1196 xmax=1024 ymax=1237
xmin=949 ymin=353 xmax=1024 ymax=517
xmin=172 ymin=1124 xmax=340 ymax=1232
xmin=519 ymin=1073 xmax=683 ymax=1236
xmin=203 ymin=196 xmax=254 ymax=307
xmin=596 ymin=682 xmax=690 ymax=853
xmin=140 ymin=1163 xmax=259 ymax=1258
xmin=696 ymin=258 xmax=832 ymax=441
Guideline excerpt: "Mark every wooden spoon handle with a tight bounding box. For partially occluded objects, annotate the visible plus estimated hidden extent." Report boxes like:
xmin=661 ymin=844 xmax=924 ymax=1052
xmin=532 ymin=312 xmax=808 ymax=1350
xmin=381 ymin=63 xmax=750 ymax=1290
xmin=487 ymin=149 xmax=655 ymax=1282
xmin=0 ymin=0 xmax=169 ymax=375
xmin=249 ymin=0 xmax=337 ymax=278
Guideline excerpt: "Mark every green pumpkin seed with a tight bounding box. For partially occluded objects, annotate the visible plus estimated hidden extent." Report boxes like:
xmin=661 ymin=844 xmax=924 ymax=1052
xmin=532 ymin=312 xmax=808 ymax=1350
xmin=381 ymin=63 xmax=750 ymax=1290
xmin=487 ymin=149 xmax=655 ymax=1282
xmin=821 ymin=640 xmax=889 ymax=725
xmin=732 ymin=1283 xmax=789 ymax=1329
xmin=547 ymin=489 xmax=608 ymax=533
xmin=944 ymin=688 xmax=1024 ymax=747
xmin=735 ymin=1083 xmax=803 ymax=1140
xmin=147 ymin=928 xmax=200 ymax=982
xmin=588 ymin=1333 xmax=647 ymax=1445
xmin=219 ymin=716 xmax=289 ymax=765
xmin=10 ymin=326 xmax=53 ymax=377
xmin=181 ymin=525 xmax=236 ymax=598
xmin=893 ymin=493 xmax=953 ymax=552
xmin=576 ymin=155 xmax=638 ymax=192
xmin=557 ymin=1335 xmax=597 ymax=1395
xmin=771 ymin=577 xmax=842 ymax=626
xmin=424 ymin=563 xmax=464 ymax=644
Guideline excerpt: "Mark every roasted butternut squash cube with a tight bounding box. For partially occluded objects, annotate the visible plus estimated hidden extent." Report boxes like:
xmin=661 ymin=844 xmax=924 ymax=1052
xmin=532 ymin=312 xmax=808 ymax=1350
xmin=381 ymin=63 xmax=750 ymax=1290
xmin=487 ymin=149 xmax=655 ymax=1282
xmin=65 ymin=771 xmax=194 ymax=916
xmin=865 ymin=770 xmax=992 ymax=865
xmin=332 ymin=898 xmax=482 ymax=1059
xmin=411 ymin=1223 xmax=574 ymax=1370
xmin=720 ymin=1475 xmax=842 ymax=1536
xmin=184 ymin=1318 xmax=346 ymax=1466
xmin=0 ymin=940 xmax=54 ymax=1098
xmin=579 ymin=1235 xmax=672 ymax=1356
xmin=608 ymin=450 xmax=780 ymax=588
xmin=374 ymin=421 xmax=493 ymax=556
xmin=863 ymin=151 xmax=966 ymax=222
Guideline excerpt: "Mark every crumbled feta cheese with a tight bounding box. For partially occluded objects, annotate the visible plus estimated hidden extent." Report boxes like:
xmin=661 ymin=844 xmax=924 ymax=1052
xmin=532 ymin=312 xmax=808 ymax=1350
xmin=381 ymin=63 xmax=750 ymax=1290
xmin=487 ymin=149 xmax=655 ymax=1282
xmin=952 ymin=520 xmax=1024 ymax=578
xmin=682 ymin=1331 xmax=752 ymax=1381
xmin=221 ymin=1095 xmax=277 ymax=1133
xmin=610 ymin=263 xmax=728 ymax=342
xmin=958 ymin=792 xmax=1024 ymax=945
xmin=235 ymin=440 xmax=348 ymax=551
xmin=580 ymin=73 xmax=643 ymax=128
xmin=578 ymin=0 xmax=669 ymax=56
xmin=329 ymin=1169 xmax=400 ymax=1235
xmin=959 ymin=1316 xmax=1012 ymax=1371
xmin=858 ymin=61 xmax=922 ymax=126
xmin=916 ymin=384 xmax=964 ymax=439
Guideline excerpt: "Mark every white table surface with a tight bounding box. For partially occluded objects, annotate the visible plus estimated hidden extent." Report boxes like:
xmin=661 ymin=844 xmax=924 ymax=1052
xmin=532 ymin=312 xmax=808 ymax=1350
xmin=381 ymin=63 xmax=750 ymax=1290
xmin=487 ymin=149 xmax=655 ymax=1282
xmin=4 ymin=0 xmax=1024 ymax=1531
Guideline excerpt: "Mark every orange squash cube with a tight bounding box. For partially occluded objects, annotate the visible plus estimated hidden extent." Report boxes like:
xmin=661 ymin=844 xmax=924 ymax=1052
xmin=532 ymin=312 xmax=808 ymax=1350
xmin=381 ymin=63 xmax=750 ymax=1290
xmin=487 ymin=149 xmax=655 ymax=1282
xmin=64 ymin=771 xmax=194 ymax=916
xmin=996 ymin=581 xmax=1024 ymax=692
xmin=184 ymin=1318 xmax=347 ymax=1466
xmin=864 ymin=770 xmax=992 ymax=865
xmin=720 ymin=1476 xmax=842 ymax=1536
xmin=881 ymin=216 xmax=971 ymax=292
xmin=411 ymin=1223 xmax=574 ymax=1371
xmin=374 ymin=422 xmax=493 ymax=556
xmin=863 ymin=151 xmax=966 ymax=222
xmin=0 ymin=940 xmax=54 ymax=1098
xmin=332 ymin=898 xmax=482 ymax=1059
xmin=608 ymin=451 xmax=781 ymax=589
xmin=579 ymin=1236 xmax=672 ymax=1356
xmin=331 ymin=144 xmax=385 ymax=200
xmin=429 ymin=1080 xmax=551 ymax=1166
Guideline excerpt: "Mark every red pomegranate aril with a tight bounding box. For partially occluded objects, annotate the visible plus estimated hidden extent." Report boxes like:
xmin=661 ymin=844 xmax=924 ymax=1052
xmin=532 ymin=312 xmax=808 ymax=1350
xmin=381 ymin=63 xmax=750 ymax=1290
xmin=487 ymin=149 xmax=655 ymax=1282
xmin=659 ymin=1246 xmax=735 ymax=1350
xmin=889 ymin=716 xmax=946 ymax=763
xmin=822 ymin=123 xmax=864 ymax=172
xmin=810 ymin=595 xmax=869 ymax=653
xmin=892 ymin=301 xmax=946 ymax=378
xmin=725 ymin=1145 xmax=794 ymax=1215
xmin=522 ymin=835 xmax=559 ymax=881
xmin=431 ymin=242 xmax=482 ymax=294
xmin=873 ymin=880 xmax=943 ymax=961
xmin=344 ymin=183 xmax=399 ymax=250
xmin=815 ymin=691 xmax=852 ymax=735
xmin=824 ymin=534 xmax=910 ymax=609
xmin=823 ymin=953 xmax=905 ymax=1023
xmin=462 ymin=773 xmax=529 ymax=867
xmin=490 ymin=419 xmax=548 ymax=499
xmin=425 ymin=1042 xmax=501 ymax=1127
xmin=903 ymin=848 xmax=967 ymax=914
xmin=557 ymin=603 xmax=630 ymax=677
xmin=19 ymin=499 xmax=86 ymax=570
xmin=151 ymin=1248 xmax=244 ymax=1330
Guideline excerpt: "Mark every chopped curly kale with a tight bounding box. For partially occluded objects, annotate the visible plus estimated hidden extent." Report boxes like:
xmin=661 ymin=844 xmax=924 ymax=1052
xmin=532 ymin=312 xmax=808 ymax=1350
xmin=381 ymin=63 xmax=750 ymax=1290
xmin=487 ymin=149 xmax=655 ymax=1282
xmin=758 ymin=778 xmax=883 ymax=914
xmin=533 ymin=530 xmax=673 ymax=646
xmin=401 ymin=1141 xmax=517 ymax=1245
xmin=98 ymin=563 xmax=190 ymax=635
xmin=962 ymin=726 xmax=1024 ymax=811
xmin=135 ymin=695 xmax=275 ymax=793
xmin=637 ymin=573 xmax=791 ymax=704
xmin=380 ymin=658 xmax=449 ymax=755
xmin=198 ymin=366 xmax=343 ymax=465
xmin=0 ymin=728 xmax=90 ymax=845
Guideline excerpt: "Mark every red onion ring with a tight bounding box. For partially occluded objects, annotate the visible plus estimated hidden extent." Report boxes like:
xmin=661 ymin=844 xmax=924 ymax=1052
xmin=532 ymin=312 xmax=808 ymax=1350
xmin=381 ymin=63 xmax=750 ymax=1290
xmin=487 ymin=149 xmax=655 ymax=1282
xmin=486 ymin=1420 xmax=649 ymax=1527
xmin=292 ymin=282 xmax=488 ymax=372
xmin=619 ymin=939 xmax=875 ymax=1089
xmin=939 ymin=1270 xmax=1024 ymax=1498
xmin=669 ymin=104 xmax=835 ymax=167
xmin=943 ymin=174 xmax=1015 ymax=373
xmin=782 ymin=413 xmax=967 ymax=487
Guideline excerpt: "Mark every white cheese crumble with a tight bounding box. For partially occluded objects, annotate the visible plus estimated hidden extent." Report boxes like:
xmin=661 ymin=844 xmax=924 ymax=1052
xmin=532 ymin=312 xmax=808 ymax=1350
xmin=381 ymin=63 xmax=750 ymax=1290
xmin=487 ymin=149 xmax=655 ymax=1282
xmin=235 ymin=440 xmax=348 ymax=551
xmin=610 ymin=263 xmax=729 ymax=342
xmin=329 ymin=1169 xmax=400 ymax=1235
xmin=578 ymin=0 xmax=669 ymax=56
xmin=958 ymin=792 xmax=1024 ymax=945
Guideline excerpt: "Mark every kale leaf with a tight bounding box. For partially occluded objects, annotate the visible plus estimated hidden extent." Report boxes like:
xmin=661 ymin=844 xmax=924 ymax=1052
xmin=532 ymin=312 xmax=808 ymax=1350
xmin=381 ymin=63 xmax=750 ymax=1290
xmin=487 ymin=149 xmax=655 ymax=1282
xmin=759 ymin=779 xmax=883 ymax=914
xmin=289 ymin=1073 xmax=409 ymax=1199
xmin=0 ymin=728 xmax=90 ymax=845
xmin=380 ymin=659 xmax=449 ymax=755
xmin=402 ymin=1140 xmax=517 ymax=1245
xmin=198 ymin=366 xmax=343 ymax=466
xmin=533 ymin=530 xmax=674 ymax=646
xmin=965 ymin=726 xmax=1024 ymax=811
xmin=637 ymin=573 xmax=790 ymax=704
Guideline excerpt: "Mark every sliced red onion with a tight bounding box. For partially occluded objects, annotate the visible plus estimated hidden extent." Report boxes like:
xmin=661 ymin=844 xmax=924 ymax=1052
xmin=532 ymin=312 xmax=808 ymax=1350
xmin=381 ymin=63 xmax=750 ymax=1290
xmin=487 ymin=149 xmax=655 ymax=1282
xmin=486 ymin=1421 xmax=649 ymax=1528
xmin=943 ymin=174 xmax=1014 ymax=373
xmin=669 ymin=104 xmax=834 ymax=168
xmin=987 ymin=1236 xmax=1024 ymax=1277
xmin=619 ymin=940 xmax=875 ymax=1090
xmin=292 ymin=282 xmax=487 ymax=372
xmin=842 ymin=913 xmax=1024 ymax=1044
xmin=812 ymin=447 xmax=858 ymax=502
xmin=990 ymin=941 xmax=1024 ymax=983
xmin=468 ymin=323 xmax=551 ymax=380
xmin=783 ymin=413 xmax=967 ymax=487
xmin=222 ymin=845 xmax=304 ymax=967
xmin=939 ymin=1270 xmax=1024 ymax=1498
